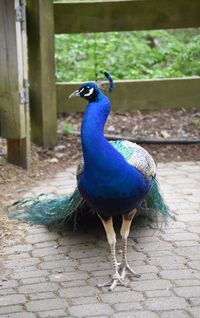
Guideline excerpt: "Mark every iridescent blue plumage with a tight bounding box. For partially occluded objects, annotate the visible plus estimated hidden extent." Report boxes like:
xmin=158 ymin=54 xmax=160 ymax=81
xmin=78 ymin=83 xmax=154 ymax=218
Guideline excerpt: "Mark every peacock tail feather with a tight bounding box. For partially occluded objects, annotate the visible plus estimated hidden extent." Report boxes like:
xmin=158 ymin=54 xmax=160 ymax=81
xmin=8 ymin=188 xmax=86 ymax=226
xmin=139 ymin=178 xmax=169 ymax=222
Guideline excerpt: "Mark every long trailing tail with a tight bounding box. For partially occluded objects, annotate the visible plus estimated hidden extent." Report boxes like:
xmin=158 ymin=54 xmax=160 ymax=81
xmin=8 ymin=188 xmax=87 ymax=226
xmin=139 ymin=178 xmax=170 ymax=222
xmin=8 ymin=178 xmax=169 ymax=226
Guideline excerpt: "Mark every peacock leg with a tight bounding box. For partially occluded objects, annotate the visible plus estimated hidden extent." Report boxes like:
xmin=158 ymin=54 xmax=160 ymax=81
xmin=97 ymin=215 xmax=127 ymax=291
xmin=120 ymin=210 xmax=141 ymax=280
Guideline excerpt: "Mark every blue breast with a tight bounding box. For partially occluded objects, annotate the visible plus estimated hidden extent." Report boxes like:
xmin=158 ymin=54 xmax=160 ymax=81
xmin=78 ymin=151 xmax=154 ymax=217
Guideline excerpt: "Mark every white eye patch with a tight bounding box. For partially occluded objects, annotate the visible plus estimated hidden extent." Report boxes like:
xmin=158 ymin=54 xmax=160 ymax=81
xmin=79 ymin=87 xmax=85 ymax=94
xmin=84 ymin=87 xmax=94 ymax=97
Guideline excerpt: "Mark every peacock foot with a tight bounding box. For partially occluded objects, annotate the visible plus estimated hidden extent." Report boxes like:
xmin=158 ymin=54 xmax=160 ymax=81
xmin=97 ymin=272 xmax=128 ymax=291
xmin=120 ymin=262 xmax=141 ymax=280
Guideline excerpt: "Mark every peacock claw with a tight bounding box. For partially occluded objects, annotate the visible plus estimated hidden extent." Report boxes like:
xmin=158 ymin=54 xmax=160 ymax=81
xmin=97 ymin=273 xmax=128 ymax=291
xmin=120 ymin=262 xmax=141 ymax=280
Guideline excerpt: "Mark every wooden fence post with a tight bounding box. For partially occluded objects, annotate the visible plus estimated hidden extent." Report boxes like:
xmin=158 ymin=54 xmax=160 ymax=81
xmin=0 ymin=0 xmax=31 ymax=169
xmin=26 ymin=0 xmax=57 ymax=147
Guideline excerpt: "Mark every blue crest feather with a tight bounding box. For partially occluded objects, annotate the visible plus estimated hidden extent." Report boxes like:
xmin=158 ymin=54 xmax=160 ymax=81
xmin=101 ymin=71 xmax=114 ymax=93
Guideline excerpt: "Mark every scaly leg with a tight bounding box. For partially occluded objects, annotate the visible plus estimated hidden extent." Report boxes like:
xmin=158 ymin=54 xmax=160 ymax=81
xmin=97 ymin=215 xmax=127 ymax=291
xmin=120 ymin=209 xmax=141 ymax=280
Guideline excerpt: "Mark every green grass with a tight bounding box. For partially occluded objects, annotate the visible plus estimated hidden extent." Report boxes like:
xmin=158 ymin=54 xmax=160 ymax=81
xmin=55 ymin=29 xmax=200 ymax=82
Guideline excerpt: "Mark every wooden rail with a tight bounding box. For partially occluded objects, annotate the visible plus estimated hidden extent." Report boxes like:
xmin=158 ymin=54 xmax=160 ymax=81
xmin=54 ymin=0 xmax=200 ymax=34
xmin=57 ymin=77 xmax=200 ymax=112
xmin=54 ymin=0 xmax=200 ymax=112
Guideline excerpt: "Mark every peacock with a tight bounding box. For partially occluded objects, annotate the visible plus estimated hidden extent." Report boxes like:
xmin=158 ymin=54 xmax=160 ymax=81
xmin=9 ymin=72 xmax=169 ymax=290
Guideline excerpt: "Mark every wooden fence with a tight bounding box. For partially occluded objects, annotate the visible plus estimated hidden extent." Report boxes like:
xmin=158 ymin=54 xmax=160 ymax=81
xmin=27 ymin=0 xmax=200 ymax=150
xmin=1 ymin=0 xmax=200 ymax=167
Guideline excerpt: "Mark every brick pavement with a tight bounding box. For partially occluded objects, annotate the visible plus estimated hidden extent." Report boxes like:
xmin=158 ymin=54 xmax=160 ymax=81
xmin=0 ymin=162 xmax=200 ymax=318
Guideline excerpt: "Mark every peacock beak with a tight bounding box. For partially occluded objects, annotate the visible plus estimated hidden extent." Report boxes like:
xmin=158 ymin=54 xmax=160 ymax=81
xmin=69 ymin=90 xmax=80 ymax=99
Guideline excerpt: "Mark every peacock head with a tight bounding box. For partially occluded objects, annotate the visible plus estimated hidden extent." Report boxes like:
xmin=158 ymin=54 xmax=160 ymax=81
xmin=69 ymin=82 xmax=100 ymax=102
xmin=69 ymin=72 xmax=114 ymax=102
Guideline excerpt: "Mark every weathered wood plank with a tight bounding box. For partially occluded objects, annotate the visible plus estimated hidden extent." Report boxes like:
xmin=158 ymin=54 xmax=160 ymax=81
xmin=54 ymin=0 xmax=200 ymax=34
xmin=57 ymin=77 xmax=200 ymax=112
xmin=7 ymin=138 xmax=28 ymax=168
xmin=27 ymin=0 xmax=57 ymax=147
xmin=0 ymin=0 xmax=25 ymax=138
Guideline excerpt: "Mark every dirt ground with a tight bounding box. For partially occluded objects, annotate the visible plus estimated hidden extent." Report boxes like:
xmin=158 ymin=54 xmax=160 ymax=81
xmin=0 ymin=109 xmax=200 ymax=243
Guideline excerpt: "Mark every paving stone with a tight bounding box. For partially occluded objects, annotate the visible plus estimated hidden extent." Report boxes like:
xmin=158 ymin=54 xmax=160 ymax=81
xmin=71 ymin=296 xmax=100 ymax=305
xmin=160 ymin=269 xmax=200 ymax=280
xmin=20 ymin=276 xmax=47 ymax=285
xmin=160 ymin=310 xmax=189 ymax=318
xmin=0 ymin=305 xmax=23 ymax=315
xmin=112 ymin=312 xmax=157 ymax=318
xmin=5 ymin=257 xmax=40 ymax=268
xmin=144 ymin=297 xmax=188 ymax=311
xmin=14 ymin=265 xmax=38 ymax=273
xmin=161 ymin=232 xmax=199 ymax=241
xmin=78 ymin=261 xmax=110 ymax=272
xmin=38 ymin=309 xmax=67 ymax=318
xmin=42 ymin=253 xmax=70 ymax=261
xmin=59 ymin=285 xmax=97 ymax=298
xmin=49 ymin=271 xmax=89 ymax=282
xmin=18 ymin=282 xmax=59 ymax=294
xmin=32 ymin=246 xmax=62 ymax=257
xmin=0 ymin=294 xmax=27 ymax=306
xmin=132 ymin=265 xmax=159 ymax=274
xmin=11 ymin=269 xmax=49 ymax=280
xmin=29 ymin=292 xmax=56 ymax=300
xmin=61 ymin=279 xmax=87 ymax=288
xmin=0 ymin=279 xmax=18 ymax=288
xmin=137 ymin=273 xmax=158 ymax=281
xmin=0 ymin=288 xmax=16 ymax=295
xmin=189 ymin=297 xmax=200 ymax=306
xmin=113 ymin=302 xmax=143 ymax=311
xmin=131 ymin=279 xmax=172 ymax=291
xmin=188 ymin=307 xmax=200 ymax=318
xmin=90 ymin=269 xmax=111 ymax=277
xmin=187 ymin=260 xmax=200 ymax=270
xmin=26 ymin=298 xmax=67 ymax=312
xmin=69 ymin=249 xmax=105 ymax=259
xmin=174 ymin=286 xmax=200 ymax=298
xmin=79 ymin=256 xmax=107 ymax=264
xmin=175 ymin=247 xmax=200 ymax=260
xmin=174 ymin=279 xmax=200 ymax=287
xmin=25 ymin=232 xmax=60 ymax=244
xmin=0 ymin=313 xmax=36 ymax=318
xmin=147 ymin=255 xmax=187 ymax=270
xmin=101 ymin=290 xmax=144 ymax=304
xmin=34 ymin=241 xmax=57 ymax=248
xmin=39 ymin=259 xmax=76 ymax=270
xmin=174 ymin=240 xmax=199 ymax=247
xmin=68 ymin=303 xmax=114 ymax=317
xmin=2 ymin=244 xmax=33 ymax=255
xmin=145 ymin=289 xmax=173 ymax=298
xmin=5 ymin=252 xmax=31 ymax=260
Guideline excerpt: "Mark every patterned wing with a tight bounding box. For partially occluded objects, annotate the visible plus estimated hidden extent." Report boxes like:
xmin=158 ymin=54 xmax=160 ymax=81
xmin=76 ymin=140 xmax=156 ymax=179
xmin=110 ymin=140 xmax=156 ymax=178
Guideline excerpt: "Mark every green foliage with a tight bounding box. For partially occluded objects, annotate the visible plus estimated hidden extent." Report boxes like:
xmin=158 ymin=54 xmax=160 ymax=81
xmin=55 ymin=29 xmax=200 ymax=82
xmin=62 ymin=123 xmax=75 ymax=134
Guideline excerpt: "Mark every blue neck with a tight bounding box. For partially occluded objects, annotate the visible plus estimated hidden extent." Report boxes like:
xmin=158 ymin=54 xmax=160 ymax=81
xmin=81 ymin=93 xmax=110 ymax=167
